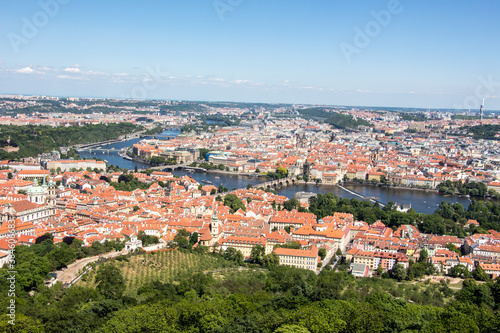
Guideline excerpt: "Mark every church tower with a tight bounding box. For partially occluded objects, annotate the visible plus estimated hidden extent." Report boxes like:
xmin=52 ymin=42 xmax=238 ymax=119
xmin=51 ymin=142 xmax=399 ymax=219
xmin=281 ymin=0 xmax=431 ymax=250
xmin=47 ymin=177 xmax=57 ymax=207
xmin=210 ymin=210 xmax=220 ymax=237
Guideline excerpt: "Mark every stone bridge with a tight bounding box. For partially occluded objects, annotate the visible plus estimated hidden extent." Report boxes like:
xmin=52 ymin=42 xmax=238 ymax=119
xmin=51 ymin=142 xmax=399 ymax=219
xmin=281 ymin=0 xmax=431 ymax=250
xmin=255 ymin=177 xmax=296 ymax=189
xmin=76 ymin=148 xmax=122 ymax=153
xmin=147 ymin=164 xmax=207 ymax=172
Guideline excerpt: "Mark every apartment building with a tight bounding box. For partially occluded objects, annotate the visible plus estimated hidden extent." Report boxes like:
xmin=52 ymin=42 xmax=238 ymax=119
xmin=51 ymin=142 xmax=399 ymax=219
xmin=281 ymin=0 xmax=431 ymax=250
xmin=273 ymin=245 xmax=318 ymax=271
xmin=46 ymin=160 xmax=106 ymax=172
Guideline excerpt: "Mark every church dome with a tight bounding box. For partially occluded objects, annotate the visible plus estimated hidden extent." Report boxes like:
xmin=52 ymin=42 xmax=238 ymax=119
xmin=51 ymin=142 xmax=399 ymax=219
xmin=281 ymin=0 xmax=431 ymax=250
xmin=27 ymin=179 xmax=45 ymax=195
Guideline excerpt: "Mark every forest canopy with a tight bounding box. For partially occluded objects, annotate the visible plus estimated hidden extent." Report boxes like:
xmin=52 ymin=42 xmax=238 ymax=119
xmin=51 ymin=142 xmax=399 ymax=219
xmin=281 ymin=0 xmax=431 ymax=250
xmin=0 ymin=122 xmax=140 ymax=159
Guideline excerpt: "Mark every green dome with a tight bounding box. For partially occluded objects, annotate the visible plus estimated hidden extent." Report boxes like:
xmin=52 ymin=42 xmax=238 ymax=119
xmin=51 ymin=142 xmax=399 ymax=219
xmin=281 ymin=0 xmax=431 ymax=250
xmin=27 ymin=179 xmax=45 ymax=195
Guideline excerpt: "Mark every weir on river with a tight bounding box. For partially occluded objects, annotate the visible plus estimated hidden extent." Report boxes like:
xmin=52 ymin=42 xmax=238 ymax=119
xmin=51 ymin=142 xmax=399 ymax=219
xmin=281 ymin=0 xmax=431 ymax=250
xmin=338 ymin=184 xmax=386 ymax=207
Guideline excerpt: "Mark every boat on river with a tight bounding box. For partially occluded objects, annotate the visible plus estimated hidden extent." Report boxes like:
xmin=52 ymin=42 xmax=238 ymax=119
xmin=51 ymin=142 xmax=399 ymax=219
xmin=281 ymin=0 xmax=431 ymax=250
xmin=202 ymin=179 xmax=212 ymax=184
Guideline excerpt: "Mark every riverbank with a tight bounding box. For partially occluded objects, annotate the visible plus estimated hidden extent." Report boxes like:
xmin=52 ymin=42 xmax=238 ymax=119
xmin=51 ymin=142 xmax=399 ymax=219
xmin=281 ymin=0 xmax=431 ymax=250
xmin=206 ymin=169 xmax=265 ymax=177
xmin=343 ymin=180 xmax=441 ymax=194
xmin=125 ymin=150 xmax=152 ymax=166
xmin=70 ymin=129 xmax=149 ymax=151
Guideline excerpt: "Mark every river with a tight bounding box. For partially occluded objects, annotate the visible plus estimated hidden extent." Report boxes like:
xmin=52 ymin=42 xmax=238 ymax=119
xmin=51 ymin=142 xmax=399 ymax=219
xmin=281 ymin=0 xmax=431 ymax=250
xmin=166 ymin=172 xmax=469 ymax=214
xmin=276 ymin=183 xmax=471 ymax=214
xmin=78 ymin=130 xmax=470 ymax=214
xmin=78 ymin=130 xmax=181 ymax=170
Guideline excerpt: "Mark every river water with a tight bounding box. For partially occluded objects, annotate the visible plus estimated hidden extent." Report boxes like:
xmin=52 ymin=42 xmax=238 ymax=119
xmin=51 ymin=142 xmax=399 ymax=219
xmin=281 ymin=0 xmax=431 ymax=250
xmin=78 ymin=130 xmax=470 ymax=214
xmin=78 ymin=130 xmax=181 ymax=170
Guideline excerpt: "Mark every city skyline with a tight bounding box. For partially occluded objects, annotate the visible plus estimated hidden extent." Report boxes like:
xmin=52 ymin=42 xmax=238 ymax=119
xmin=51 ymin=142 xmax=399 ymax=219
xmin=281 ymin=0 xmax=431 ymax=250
xmin=1 ymin=0 xmax=500 ymax=109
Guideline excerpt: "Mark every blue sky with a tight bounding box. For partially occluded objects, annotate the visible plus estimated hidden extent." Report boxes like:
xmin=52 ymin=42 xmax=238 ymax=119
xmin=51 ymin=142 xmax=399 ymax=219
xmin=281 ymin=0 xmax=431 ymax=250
xmin=1 ymin=0 xmax=499 ymax=109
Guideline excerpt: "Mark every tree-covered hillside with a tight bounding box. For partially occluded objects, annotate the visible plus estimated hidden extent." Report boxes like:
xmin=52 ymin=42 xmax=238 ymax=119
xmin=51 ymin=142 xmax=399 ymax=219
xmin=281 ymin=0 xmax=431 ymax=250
xmin=298 ymin=108 xmax=372 ymax=129
xmin=463 ymin=124 xmax=500 ymax=140
xmin=1 ymin=245 xmax=499 ymax=332
xmin=0 ymin=122 xmax=140 ymax=159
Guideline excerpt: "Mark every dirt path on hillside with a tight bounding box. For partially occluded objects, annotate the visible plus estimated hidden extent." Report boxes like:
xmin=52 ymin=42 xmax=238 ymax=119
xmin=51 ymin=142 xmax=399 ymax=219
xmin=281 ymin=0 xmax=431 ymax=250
xmin=52 ymin=250 xmax=126 ymax=285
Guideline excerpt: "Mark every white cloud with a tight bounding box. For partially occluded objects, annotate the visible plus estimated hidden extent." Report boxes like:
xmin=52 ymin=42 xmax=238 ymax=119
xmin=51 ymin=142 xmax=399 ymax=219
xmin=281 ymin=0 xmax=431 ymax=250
xmin=56 ymin=75 xmax=85 ymax=80
xmin=15 ymin=66 xmax=42 ymax=74
xmin=64 ymin=67 xmax=81 ymax=73
xmin=87 ymin=70 xmax=107 ymax=76
xmin=234 ymin=79 xmax=253 ymax=84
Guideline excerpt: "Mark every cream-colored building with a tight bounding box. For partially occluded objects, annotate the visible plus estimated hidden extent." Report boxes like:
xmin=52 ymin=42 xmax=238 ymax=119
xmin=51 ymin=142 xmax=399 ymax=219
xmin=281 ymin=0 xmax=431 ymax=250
xmin=219 ymin=236 xmax=267 ymax=258
xmin=46 ymin=160 xmax=106 ymax=172
xmin=273 ymin=245 xmax=318 ymax=271
xmin=160 ymin=150 xmax=197 ymax=165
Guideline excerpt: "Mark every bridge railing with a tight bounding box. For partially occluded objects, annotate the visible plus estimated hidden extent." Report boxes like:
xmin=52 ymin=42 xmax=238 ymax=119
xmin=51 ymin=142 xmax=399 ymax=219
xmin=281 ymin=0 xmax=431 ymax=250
xmin=254 ymin=177 xmax=296 ymax=188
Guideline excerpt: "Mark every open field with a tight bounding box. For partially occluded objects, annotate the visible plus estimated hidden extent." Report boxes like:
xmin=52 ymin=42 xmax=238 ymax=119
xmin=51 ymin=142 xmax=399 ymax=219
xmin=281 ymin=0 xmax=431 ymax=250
xmin=76 ymin=249 xmax=238 ymax=295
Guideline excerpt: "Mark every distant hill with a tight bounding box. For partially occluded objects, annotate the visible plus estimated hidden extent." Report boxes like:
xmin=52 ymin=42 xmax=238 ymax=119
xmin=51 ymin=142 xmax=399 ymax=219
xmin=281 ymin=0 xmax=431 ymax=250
xmin=0 ymin=122 xmax=140 ymax=159
xmin=462 ymin=124 xmax=500 ymax=140
xmin=298 ymin=108 xmax=372 ymax=129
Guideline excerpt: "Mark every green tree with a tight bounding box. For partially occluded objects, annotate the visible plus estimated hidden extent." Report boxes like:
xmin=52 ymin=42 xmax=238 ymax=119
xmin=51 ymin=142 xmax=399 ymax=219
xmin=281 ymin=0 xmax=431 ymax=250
xmin=199 ymin=148 xmax=210 ymax=160
xmin=445 ymin=243 xmax=461 ymax=255
xmin=276 ymin=167 xmax=288 ymax=179
xmin=390 ymin=263 xmax=407 ymax=281
xmin=274 ymin=324 xmax=311 ymax=333
xmin=11 ymin=246 xmax=51 ymax=292
xmin=174 ymin=229 xmax=190 ymax=249
xmin=150 ymin=156 xmax=167 ymax=166
xmin=0 ymin=314 xmax=45 ymax=333
xmin=99 ymin=303 xmax=180 ymax=333
xmin=137 ymin=231 xmax=159 ymax=247
xmin=223 ymin=194 xmax=246 ymax=213
xmin=318 ymin=248 xmax=327 ymax=260
xmin=449 ymin=264 xmax=469 ymax=278
xmin=189 ymin=232 xmax=199 ymax=246
xmin=262 ymin=253 xmax=280 ymax=267
xmin=250 ymin=245 xmax=265 ymax=264
xmin=275 ymin=241 xmax=301 ymax=249
xmin=419 ymin=248 xmax=429 ymax=262
xmin=94 ymin=263 xmax=125 ymax=299
xmin=284 ymin=198 xmax=300 ymax=211
xmin=224 ymin=247 xmax=244 ymax=265
xmin=47 ymin=242 xmax=76 ymax=270
xmin=472 ymin=263 xmax=490 ymax=281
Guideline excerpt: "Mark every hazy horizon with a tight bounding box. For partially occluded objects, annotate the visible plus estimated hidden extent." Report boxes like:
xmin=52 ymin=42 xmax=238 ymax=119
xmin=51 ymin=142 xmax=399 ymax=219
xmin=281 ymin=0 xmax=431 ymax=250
xmin=1 ymin=0 xmax=499 ymax=109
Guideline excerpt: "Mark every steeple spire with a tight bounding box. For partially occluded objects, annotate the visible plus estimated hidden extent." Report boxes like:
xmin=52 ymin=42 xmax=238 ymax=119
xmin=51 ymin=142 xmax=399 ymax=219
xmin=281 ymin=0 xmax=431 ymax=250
xmin=480 ymin=97 xmax=485 ymax=123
